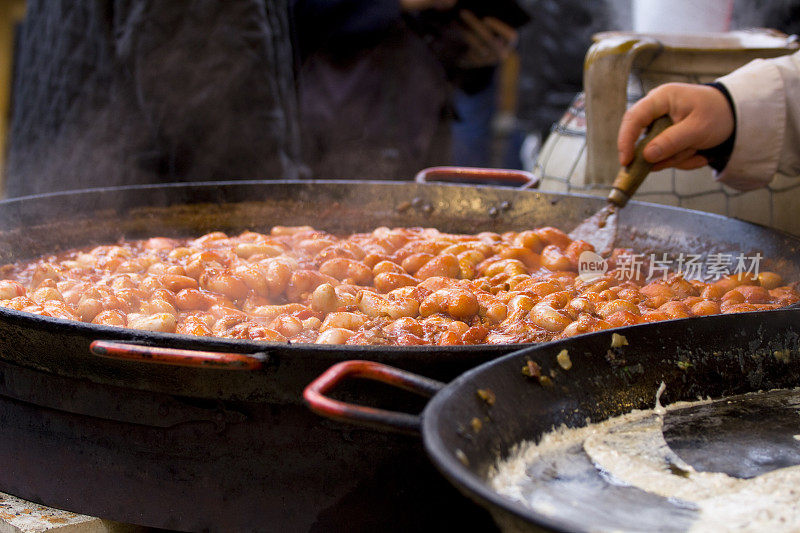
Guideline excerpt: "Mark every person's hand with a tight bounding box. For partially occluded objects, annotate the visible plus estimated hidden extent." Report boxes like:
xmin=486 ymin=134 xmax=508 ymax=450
xmin=617 ymin=83 xmax=735 ymax=171
xmin=457 ymin=10 xmax=518 ymax=69
xmin=400 ymin=0 xmax=457 ymax=12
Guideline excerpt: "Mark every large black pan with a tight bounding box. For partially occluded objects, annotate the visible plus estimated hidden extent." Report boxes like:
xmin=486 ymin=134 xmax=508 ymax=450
xmin=0 ymin=179 xmax=799 ymax=531
xmin=306 ymin=308 xmax=800 ymax=532
xmin=2 ymin=179 xmax=800 ymax=399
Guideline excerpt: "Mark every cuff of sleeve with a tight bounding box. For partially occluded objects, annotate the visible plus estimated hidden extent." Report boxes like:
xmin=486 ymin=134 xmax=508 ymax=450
xmin=715 ymin=59 xmax=785 ymax=191
xmin=697 ymin=82 xmax=736 ymax=172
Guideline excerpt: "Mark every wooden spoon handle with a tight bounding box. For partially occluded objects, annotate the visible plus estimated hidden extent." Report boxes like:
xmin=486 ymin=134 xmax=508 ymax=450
xmin=608 ymin=115 xmax=673 ymax=207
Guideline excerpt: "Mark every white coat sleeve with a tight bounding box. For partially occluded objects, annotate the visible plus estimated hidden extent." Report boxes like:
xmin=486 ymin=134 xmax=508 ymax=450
xmin=716 ymin=50 xmax=800 ymax=191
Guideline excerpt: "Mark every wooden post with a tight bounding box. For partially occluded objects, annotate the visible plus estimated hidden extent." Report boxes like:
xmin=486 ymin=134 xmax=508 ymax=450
xmin=0 ymin=0 xmax=26 ymax=197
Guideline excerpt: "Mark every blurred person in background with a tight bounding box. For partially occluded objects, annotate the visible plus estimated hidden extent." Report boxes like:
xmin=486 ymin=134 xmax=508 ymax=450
xmin=292 ymin=0 xmax=518 ymax=179
xmin=731 ymin=0 xmax=800 ymax=36
xmin=447 ymin=9 xmax=521 ymax=168
xmin=511 ymin=0 xmax=614 ymax=169
xmin=6 ymin=0 xmax=301 ymax=197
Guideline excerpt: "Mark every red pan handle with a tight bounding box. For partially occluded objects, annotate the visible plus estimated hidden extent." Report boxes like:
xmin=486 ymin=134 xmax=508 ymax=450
xmin=304 ymin=360 xmax=445 ymax=435
xmin=415 ymin=166 xmax=540 ymax=189
xmin=90 ymin=340 xmax=267 ymax=370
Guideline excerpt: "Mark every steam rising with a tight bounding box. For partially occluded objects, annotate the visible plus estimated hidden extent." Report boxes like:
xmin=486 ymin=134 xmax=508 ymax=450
xmin=6 ymin=1 xmax=797 ymax=200
xmin=6 ymin=0 xmax=300 ymax=199
xmin=730 ymin=0 xmax=800 ymax=33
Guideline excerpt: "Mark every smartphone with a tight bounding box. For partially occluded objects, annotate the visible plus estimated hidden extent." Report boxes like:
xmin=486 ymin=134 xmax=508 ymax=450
xmin=457 ymin=0 xmax=531 ymax=28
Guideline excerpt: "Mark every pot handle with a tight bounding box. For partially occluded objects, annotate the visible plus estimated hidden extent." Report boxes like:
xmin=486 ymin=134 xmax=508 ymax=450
xmin=304 ymin=360 xmax=445 ymax=435
xmin=584 ymin=35 xmax=662 ymax=184
xmin=415 ymin=166 xmax=540 ymax=189
xmin=90 ymin=340 xmax=267 ymax=370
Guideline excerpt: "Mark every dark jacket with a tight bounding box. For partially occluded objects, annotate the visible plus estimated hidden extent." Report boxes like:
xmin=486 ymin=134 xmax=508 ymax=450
xmin=516 ymin=0 xmax=611 ymax=137
xmin=292 ymin=0 xmax=452 ymax=180
xmin=7 ymin=0 xmax=301 ymax=197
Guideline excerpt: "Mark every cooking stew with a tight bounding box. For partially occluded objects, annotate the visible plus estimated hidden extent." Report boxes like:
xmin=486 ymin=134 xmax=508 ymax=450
xmin=2 ymin=222 xmax=797 ymax=346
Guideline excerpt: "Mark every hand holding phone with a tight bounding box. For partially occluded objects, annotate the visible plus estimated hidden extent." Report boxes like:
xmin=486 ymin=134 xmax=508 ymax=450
xmin=457 ymin=10 xmax=518 ymax=68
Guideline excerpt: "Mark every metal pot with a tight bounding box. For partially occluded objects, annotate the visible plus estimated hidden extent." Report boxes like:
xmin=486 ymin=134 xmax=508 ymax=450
xmin=1 ymin=178 xmax=799 ymax=530
xmin=306 ymin=308 xmax=800 ymax=532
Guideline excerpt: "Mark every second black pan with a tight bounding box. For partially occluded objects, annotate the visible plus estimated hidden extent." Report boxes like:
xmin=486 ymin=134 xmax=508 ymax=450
xmin=307 ymin=308 xmax=800 ymax=532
